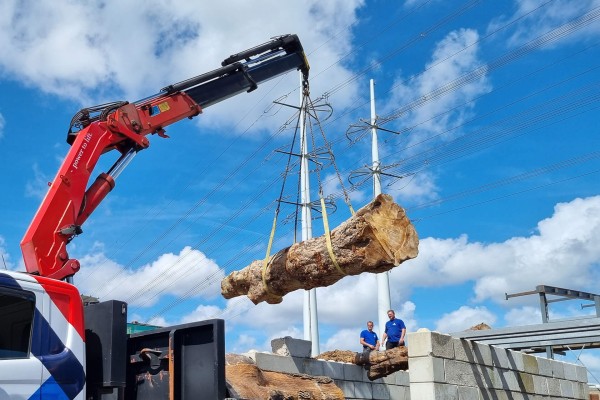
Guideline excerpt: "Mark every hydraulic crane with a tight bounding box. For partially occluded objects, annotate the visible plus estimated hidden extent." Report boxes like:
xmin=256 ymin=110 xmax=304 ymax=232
xmin=21 ymin=34 xmax=309 ymax=282
xmin=0 ymin=34 xmax=309 ymax=400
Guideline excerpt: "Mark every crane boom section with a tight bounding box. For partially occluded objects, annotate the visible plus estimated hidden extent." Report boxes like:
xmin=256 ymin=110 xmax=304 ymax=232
xmin=21 ymin=34 xmax=309 ymax=281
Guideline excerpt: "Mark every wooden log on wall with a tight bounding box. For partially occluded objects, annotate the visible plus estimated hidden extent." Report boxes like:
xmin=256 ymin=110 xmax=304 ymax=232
xmin=316 ymin=347 xmax=409 ymax=381
xmin=221 ymin=194 xmax=419 ymax=304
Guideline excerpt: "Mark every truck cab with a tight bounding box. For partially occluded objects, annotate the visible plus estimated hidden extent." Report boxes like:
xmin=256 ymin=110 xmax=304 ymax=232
xmin=0 ymin=270 xmax=85 ymax=399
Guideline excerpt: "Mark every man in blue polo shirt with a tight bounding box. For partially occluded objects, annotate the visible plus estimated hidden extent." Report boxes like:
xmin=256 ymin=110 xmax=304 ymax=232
xmin=359 ymin=321 xmax=380 ymax=352
xmin=382 ymin=309 xmax=406 ymax=349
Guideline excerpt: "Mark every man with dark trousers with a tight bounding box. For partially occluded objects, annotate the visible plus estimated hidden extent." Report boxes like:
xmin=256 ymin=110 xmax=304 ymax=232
xmin=381 ymin=309 xmax=406 ymax=349
xmin=360 ymin=321 xmax=380 ymax=352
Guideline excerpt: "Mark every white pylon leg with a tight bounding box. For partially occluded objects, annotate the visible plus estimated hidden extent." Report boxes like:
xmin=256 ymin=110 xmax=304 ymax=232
xmin=370 ymin=79 xmax=392 ymax=337
xmin=300 ymin=72 xmax=319 ymax=356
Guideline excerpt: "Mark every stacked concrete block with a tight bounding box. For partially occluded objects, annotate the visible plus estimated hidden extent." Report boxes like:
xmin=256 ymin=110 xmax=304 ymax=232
xmin=252 ymin=338 xmax=411 ymax=400
xmin=253 ymin=351 xmax=411 ymax=400
xmin=407 ymin=329 xmax=589 ymax=399
xmin=271 ymin=336 xmax=312 ymax=357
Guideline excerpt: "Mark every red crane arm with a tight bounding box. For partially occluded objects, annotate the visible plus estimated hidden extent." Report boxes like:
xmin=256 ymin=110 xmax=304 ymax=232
xmin=21 ymin=92 xmax=201 ymax=280
xmin=20 ymin=34 xmax=310 ymax=281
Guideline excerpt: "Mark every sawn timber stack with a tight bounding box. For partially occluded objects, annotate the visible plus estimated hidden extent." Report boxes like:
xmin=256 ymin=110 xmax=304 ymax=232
xmin=221 ymin=194 xmax=419 ymax=304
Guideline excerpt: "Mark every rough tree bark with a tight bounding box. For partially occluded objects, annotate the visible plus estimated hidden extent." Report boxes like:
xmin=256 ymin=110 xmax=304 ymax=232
xmin=316 ymin=347 xmax=409 ymax=381
xmin=221 ymin=194 xmax=419 ymax=304
xmin=225 ymin=354 xmax=344 ymax=400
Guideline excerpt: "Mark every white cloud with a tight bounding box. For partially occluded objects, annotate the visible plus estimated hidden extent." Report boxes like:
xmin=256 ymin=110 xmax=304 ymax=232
xmin=24 ymin=163 xmax=52 ymax=200
xmin=145 ymin=194 xmax=600 ymax=351
xmin=0 ymin=0 xmax=364 ymax=135
xmin=181 ymin=304 xmax=223 ymax=324
xmin=578 ymin=352 xmax=600 ymax=385
xmin=391 ymin=196 xmax=600 ymax=309
xmin=386 ymin=28 xmax=491 ymax=142
xmin=69 ymin=194 xmax=600 ymax=357
xmin=0 ymin=236 xmax=10 ymax=270
xmin=323 ymin=328 xmax=359 ymax=352
xmin=398 ymin=301 xmax=418 ymax=332
xmin=387 ymin=170 xmax=439 ymax=204
xmin=380 ymin=28 xmax=491 ymax=202
xmin=435 ymin=305 xmax=497 ymax=333
xmin=230 ymin=333 xmax=261 ymax=354
xmin=321 ymin=172 xmax=367 ymax=207
xmin=503 ymin=306 xmax=542 ymax=327
xmin=491 ymin=0 xmax=600 ymax=49
xmin=75 ymin=245 xmax=225 ymax=307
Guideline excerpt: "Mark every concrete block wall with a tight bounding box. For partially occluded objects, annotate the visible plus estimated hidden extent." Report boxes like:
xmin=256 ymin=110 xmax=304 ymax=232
xmin=407 ymin=330 xmax=589 ymax=399
xmin=249 ymin=334 xmax=588 ymax=399
xmin=253 ymin=352 xmax=410 ymax=400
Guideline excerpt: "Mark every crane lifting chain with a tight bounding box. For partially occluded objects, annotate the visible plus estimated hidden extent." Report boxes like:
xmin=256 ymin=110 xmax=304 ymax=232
xmin=261 ymin=76 xmax=355 ymax=291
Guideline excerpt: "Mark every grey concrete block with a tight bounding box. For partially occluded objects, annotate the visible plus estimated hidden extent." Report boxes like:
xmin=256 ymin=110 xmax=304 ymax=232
xmin=490 ymin=346 xmax=510 ymax=369
xmin=355 ymin=381 xmax=373 ymax=399
xmin=560 ymin=380 xmax=574 ymax=398
xmin=334 ymin=379 xmax=355 ymax=398
xmin=551 ymin=360 xmax=565 ymax=379
xmin=475 ymin=365 xmax=496 ymax=390
xmin=395 ymin=371 xmax=410 ymax=386
xmin=563 ymin=362 xmax=578 ymax=381
xmin=506 ymin=350 xmax=524 ymax=371
xmin=471 ymin=341 xmax=493 ymax=366
xmin=532 ymin=375 xmax=549 ymax=395
xmin=388 ymin=384 xmax=410 ymax=400
xmin=373 ymin=383 xmax=391 ymax=400
xmin=453 ymin=338 xmax=474 ymax=363
xmin=382 ymin=373 xmax=396 ymax=385
xmin=517 ymin=371 xmax=535 ymax=394
xmin=522 ymin=354 xmax=539 ymax=375
xmin=497 ymin=368 xmax=519 ymax=392
xmin=504 ymin=391 xmax=527 ymax=400
xmin=457 ymin=385 xmax=479 ymax=400
xmin=547 ymin=377 xmax=561 ymax=397
xmin=410 ymin=382 xmax=458 ymax=400
xmin=321 ymin=360 xmax=345 ymax=380
xmin=573 ymin=382 xmax=589 ymax=399
xmin=491 ymin=390 xmax=513 ymax=400
xmin=407 ymin=331 xmax=455 ymax=359
xmin=444 ymin=359 xmax=478 ymax=387
xmin=409 ymin=356 xmax=445 ymax=383
xmin=254 ymin=352 xmax=301 ymax=374
xmin=344 ymin=363 xmax=365 ymax=381
xmin=537 ymin=356 xmax=553 ymax=377
xmin=576 ymin=365 xmax=588 ymax=383
xmin=486 ymin=367 xmax=504 ymax=390
xmin=271 ymin=336 xmax=311 ymax=358
xmin=431 ymin=332 xmax=457 ymax=359
xmin=302 ymin=358 xmax=325 ymax=376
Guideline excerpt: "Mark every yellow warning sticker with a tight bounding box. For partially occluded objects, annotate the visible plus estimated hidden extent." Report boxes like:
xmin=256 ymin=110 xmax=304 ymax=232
xmin=158 ymin=102 xmax=171 ymax=112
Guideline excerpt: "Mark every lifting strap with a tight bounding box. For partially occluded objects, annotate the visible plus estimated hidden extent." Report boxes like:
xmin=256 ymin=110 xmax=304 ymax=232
xmin=320 ymin=190 xmax=346 ymax=276
xmin=261 ymin=213 xmax=279 ymax=294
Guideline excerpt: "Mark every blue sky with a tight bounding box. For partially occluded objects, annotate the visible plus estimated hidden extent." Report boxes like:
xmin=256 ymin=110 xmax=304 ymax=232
xmin=1 ymin=0 xmax=600 ymax=382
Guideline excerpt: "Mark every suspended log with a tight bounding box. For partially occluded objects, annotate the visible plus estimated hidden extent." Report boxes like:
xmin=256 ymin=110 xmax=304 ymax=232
xmin=221 ymin=193 xmax=419 ymax=304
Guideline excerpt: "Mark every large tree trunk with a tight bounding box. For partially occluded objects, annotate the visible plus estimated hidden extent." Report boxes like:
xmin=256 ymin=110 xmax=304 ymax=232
xmin=221 ymin=194 xmax=419 ymax=304
xmin=316 ymin=347 xmax=409 ymax=381
xmin=226 ymin=354 xmax=344 ymax=399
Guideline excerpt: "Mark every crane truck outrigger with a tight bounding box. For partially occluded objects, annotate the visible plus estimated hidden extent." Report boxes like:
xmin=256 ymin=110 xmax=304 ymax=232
xmin=0 ymin=35 xmax=309 ymax=399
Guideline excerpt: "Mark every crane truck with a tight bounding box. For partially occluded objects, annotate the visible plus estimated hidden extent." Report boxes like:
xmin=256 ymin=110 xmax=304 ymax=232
xmin=0 ymin=34 xmax=309 ymax=399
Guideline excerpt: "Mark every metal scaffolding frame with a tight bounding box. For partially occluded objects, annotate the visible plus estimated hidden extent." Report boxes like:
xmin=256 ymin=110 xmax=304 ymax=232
xmin=452 ymin=285 xmax=600 ymax=359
